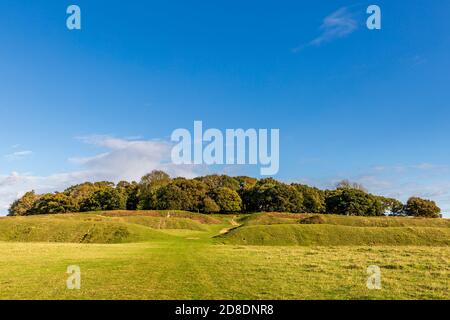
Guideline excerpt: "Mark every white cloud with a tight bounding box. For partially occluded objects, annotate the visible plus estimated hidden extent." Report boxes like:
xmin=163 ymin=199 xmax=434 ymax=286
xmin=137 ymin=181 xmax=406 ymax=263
xmin=0 ymin=136 xmax=201 ymax=215
xmin=4 ymin=150 xmax=33 ymax=161
xmin=71 ymin=135 xmax=200 ymax=181
xmin=293 ymin=7 xmax=358 ymax=52
xmin=0 ymin=171 xmax=86 ymax=212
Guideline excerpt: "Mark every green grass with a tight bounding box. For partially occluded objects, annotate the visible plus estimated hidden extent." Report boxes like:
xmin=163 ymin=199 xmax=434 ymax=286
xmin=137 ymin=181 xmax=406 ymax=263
xmin=0 ymin=241 xmax=448 ymax=300
xmin=0 ymin=216 xmax=176 ymax=243
xmin=0 ymin=211 xmax=449 ymax=300
xmin=107 ymin=216 xmax=210 ymax=231
xmin=243 ymin=212 xmax=450 ymax=228
xmin=0 ymin=211 xmax=223 ymax=243
xmin=218 ymin=224 xmax=450 ymax=246
xmin=98 ymin=210 xmax=223 ymax=224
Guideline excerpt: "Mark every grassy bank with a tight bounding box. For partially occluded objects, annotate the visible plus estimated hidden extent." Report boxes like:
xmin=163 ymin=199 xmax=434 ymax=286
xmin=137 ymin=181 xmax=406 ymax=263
xmin=218 ymin=224 xmax=450 ymax=246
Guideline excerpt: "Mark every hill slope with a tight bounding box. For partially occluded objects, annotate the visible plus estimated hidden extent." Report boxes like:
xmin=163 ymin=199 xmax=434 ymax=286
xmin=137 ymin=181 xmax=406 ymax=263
xmin=219 ymin=224 xmax=450 ymax=246
xmin=242 ymin=212 xmax=450 ymax=228
xmin=0 ymin=216 xmax=176 ymax=243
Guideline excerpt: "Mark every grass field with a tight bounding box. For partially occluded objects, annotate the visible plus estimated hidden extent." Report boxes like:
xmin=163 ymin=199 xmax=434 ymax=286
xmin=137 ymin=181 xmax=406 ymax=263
xmin=0 ymin=211 xmax=448 ymax=300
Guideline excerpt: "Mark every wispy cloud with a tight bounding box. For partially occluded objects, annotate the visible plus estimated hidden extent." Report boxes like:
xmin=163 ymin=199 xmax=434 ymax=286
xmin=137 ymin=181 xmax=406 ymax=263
xmin=373 ymin=163 xmax=449 ymax=173
xmin=0 ymin=136 xmax=203 ymax=214
xmin=293 ymin=7 xmax=358 ymax=52
xmin=4 ymin=150 xmax=33 ymax=161
xmin=71 ymin=135 xmax=200 ymax=181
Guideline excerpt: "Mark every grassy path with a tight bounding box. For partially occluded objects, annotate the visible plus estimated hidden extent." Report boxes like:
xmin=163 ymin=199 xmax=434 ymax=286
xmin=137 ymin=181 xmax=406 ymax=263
xmin=218 ymin=216 xmax=241 ymax=235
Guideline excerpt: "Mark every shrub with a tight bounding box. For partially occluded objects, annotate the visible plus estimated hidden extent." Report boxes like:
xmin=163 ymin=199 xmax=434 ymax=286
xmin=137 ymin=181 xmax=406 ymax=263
xmin=299 ymin=215 xmax=326 ymax=224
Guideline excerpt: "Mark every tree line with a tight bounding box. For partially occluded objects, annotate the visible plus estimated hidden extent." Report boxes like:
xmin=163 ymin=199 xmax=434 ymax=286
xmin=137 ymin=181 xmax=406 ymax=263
xmin=8 ymin=171 xmax=442 ymax=218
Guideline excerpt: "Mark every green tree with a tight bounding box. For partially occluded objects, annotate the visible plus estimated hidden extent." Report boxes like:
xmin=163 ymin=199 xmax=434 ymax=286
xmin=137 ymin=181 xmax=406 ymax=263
xmin=155 ymin=179 xmax=212 ymax=212
xmin=325 ymin=188 xmax=384 ymax=216
xmin=335 ymin=180 xmax=367 ymax=192
xmin=30 ymin=193 xmax=75 ymax=214
xmin=234 ymin=176 xmax=258 ymax=191
xmin=203 ymin=197 xmax=221 ymax=213
xmin=404 ymin=197 xmax=441 ymax=218
xmin=63 ymin=181 xmax=115 ymax=211
xmin=155 ymin=184 xmax=190 ymax=210
xmin=117 ymin=181 xmax=139 ymax=210
xmin=212 ymin=187 xmax=242 ymax=213
xmin=242 ymin=179 xmax=303 ymax=213
xmin=140 ymin=170 xmax=171 ymax=188
xmin=292 ymin=184 xmax=325 ymax=213
xmin=80 ymin=187 xmax=126 ymax=211
xmin=377 ymin=196 xmax=404 ymax=216
xmin=173 ymin=178 xmax=209 ymax=212
xmin=5 ymin=174 xmax=417 ymax=217
xmin=195 ymin=175 xmax=240 ymax=191
xmin=138 ymin=170 xmax=171 ymax=209
xmin=8 ymin=191 xmax=40 ymax=216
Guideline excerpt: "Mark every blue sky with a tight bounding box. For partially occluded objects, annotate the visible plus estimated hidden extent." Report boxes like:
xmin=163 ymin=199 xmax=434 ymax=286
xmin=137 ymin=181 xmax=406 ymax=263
xmin=1 ymin=0 xmax=450 ymax=215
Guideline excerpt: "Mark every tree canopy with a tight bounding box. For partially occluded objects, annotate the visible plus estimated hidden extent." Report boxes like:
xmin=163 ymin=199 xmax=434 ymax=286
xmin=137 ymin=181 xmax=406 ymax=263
xmin=325 ymin=188 xmax=384 ymax=216
xmin=7 ymin=171 xmax=442 ymax=218
xmin=404 ymin=197 xmax=441 ymax=218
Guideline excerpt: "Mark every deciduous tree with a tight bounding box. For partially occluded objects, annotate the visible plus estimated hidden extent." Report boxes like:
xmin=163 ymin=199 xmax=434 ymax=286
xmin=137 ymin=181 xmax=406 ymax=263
xmin=404 ymin=197 xmax=441 ymax=218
